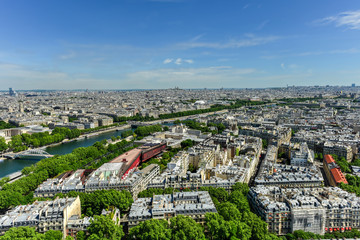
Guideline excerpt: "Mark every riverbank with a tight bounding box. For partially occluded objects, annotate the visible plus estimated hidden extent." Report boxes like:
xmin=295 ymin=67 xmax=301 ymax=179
xmin=0 ymin=127 xmax=132 ymax=179
xmin=40 ymin=124 xmax=132 ymax=149
xmin=82 ymin=124 xmax=131 ymax=138
xmin=6 ymin=171 xmax=23 ymax=183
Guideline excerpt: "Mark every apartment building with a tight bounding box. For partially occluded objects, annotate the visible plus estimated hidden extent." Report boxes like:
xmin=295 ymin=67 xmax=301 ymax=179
xmin=128 ymin=191 xmax=217 ymax=228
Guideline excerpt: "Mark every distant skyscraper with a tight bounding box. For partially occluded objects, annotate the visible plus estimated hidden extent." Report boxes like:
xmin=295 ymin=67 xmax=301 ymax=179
xmin=9 ymin=87 xmax=17 ymax=96
xmin=352 ymin=83 xmax=356 ymax=87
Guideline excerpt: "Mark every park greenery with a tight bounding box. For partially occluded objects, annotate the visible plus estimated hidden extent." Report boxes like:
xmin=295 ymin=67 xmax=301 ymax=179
xmin=86 ymin=215 xmax=125 ymax=240
xmin=277 ymin=97 xmax=323 ymax=104
xmin=134 ymin=124 xmax=163 ymax=137
xmin=129 ymin=215 xmax=206 ymax=240
xmin=68 ymin=117 xmax=78 ymax=122
xmin=329 ymin=154 xmax=360 ymax=174
xmin=331 ymin=154 xmax=352 ymax=173
xmin=180 ymin=139 xmax=195 ymax=149
xmin=340 ymin=174 xmax=360 ymax=197
xmin=7 ymin=127 xmax=81 ymax=152
xmin=0 ymin=215 xmax=125 ymax=240
xmin=0 ymin=227 xmax=67 ymax=240
xmin=284 ymin=229 xmax=360 ymax=239
xmin=0 ymin=137 xmax=7 ymax=152
xmin=0 ymin=121 xmax=16 ymax=130
xmin=121 ymin=129 xmax=133 ymax=138
xmin=262 ymin=139 xmax=268 ymax=149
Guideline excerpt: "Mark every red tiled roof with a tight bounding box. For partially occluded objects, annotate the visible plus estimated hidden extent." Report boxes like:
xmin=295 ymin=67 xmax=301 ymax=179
xmin=330 ymin=168 xmax=348 ymax=184
xmin=324 ymin=154 xmax=335 ymax=164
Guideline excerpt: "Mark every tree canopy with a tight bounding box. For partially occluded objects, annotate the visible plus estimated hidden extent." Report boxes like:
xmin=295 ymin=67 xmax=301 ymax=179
xmin=0 ymin=227 xmax=63 ymax=240
xmin=170 ymin=215 xmax=205 ymax=240
xmin=128 ymin=219 xmax=171 ymax=240
xmin=87 ymin=215 xmax=124 ymax=240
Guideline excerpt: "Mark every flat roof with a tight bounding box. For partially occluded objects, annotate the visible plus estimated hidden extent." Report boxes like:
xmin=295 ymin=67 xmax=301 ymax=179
xmin=110 ymin=148 xmax=142 ymax=164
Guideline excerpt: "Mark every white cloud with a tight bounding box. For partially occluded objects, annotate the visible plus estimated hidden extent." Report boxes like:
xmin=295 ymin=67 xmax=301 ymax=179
xmin=317 ymin=10 xmax=360 ymax=30
xmin=175 ymin=58 xmax=182 ymax=65
xmin=178 ymin=34 xmax=280 ymax=49
xmin=163 ymin=58 xmax=173 ymax=64
xmin=164 ymin=58 xmax=193 ymax=65
xmin=183 ymin=59 xmax=194 ymax=64
xmin=280 ymin=63 xmax=300 ymax=70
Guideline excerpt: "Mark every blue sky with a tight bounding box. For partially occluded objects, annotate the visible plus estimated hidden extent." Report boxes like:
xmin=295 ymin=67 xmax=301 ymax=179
xmin=0 ymin=0 xmax=360 ymax=90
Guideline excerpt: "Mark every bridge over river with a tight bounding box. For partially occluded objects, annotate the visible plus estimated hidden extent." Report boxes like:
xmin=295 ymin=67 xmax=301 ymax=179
xmin=4 ymin=149 xmax=54 ymax=160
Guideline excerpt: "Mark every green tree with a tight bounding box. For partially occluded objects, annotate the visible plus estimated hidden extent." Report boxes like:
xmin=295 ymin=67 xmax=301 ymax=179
xmin=121 ymin=130 xmax=133 ymax=138
xmin=128 ymin=219 xmax=171 ymax=240
xmin=188 ymin=163 xmax=197 ymax=173
xmin=229 ymin=190 xmax=250 ymax=214
xmin=57 ymin=189 xmax=133 ymax=217
xmin=243 ymin=212 xmax=269 ymax=240
xmin=199 ymin=187 xmax=229 ymax=204
xmin=0 ymin=177 xmax=10 ymax=187
xmin=76 ymin=231 xmax=86 ymax=240
xmin=231 ymin=182 xmax=249 ymax=195
xmin=205 ymin=213 xmax=224 ymax=240
xmin=0 ymin=190 xmax=24 ymax=210
xmin=0 ymin=136 xmax=7 ymax=152
xmin=180 ymin=139 xmax=194 ymax=149
xmin=205 ymin=213 xmax=251 ymax=240
xmin=217 ymin=202 xmax=241 ymax=221
xmin=44 ymin=230 xmax=63 ymax=240
xmin=0 ymin=227 xmax=40 ymax=240
xmin=8 ymin=135 xmax=23 ymax=152
xmin=170 ymin=215 xmax=205 ymax=240
xmin=88 ymin=215 xmax=124 ymax=240
xmin=262 ymin=139 xmax=268 ymax=149
xmin=0 ymin=121 xmax=16 ymax=130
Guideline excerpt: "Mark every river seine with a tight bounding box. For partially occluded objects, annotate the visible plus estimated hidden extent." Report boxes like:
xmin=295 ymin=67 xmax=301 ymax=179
xmin=0 ymin=128 xmax=131 ymax=178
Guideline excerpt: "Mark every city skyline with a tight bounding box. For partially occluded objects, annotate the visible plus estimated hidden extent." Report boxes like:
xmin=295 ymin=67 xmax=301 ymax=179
xmin=1 ymin=0 xmax=360 ymax=89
